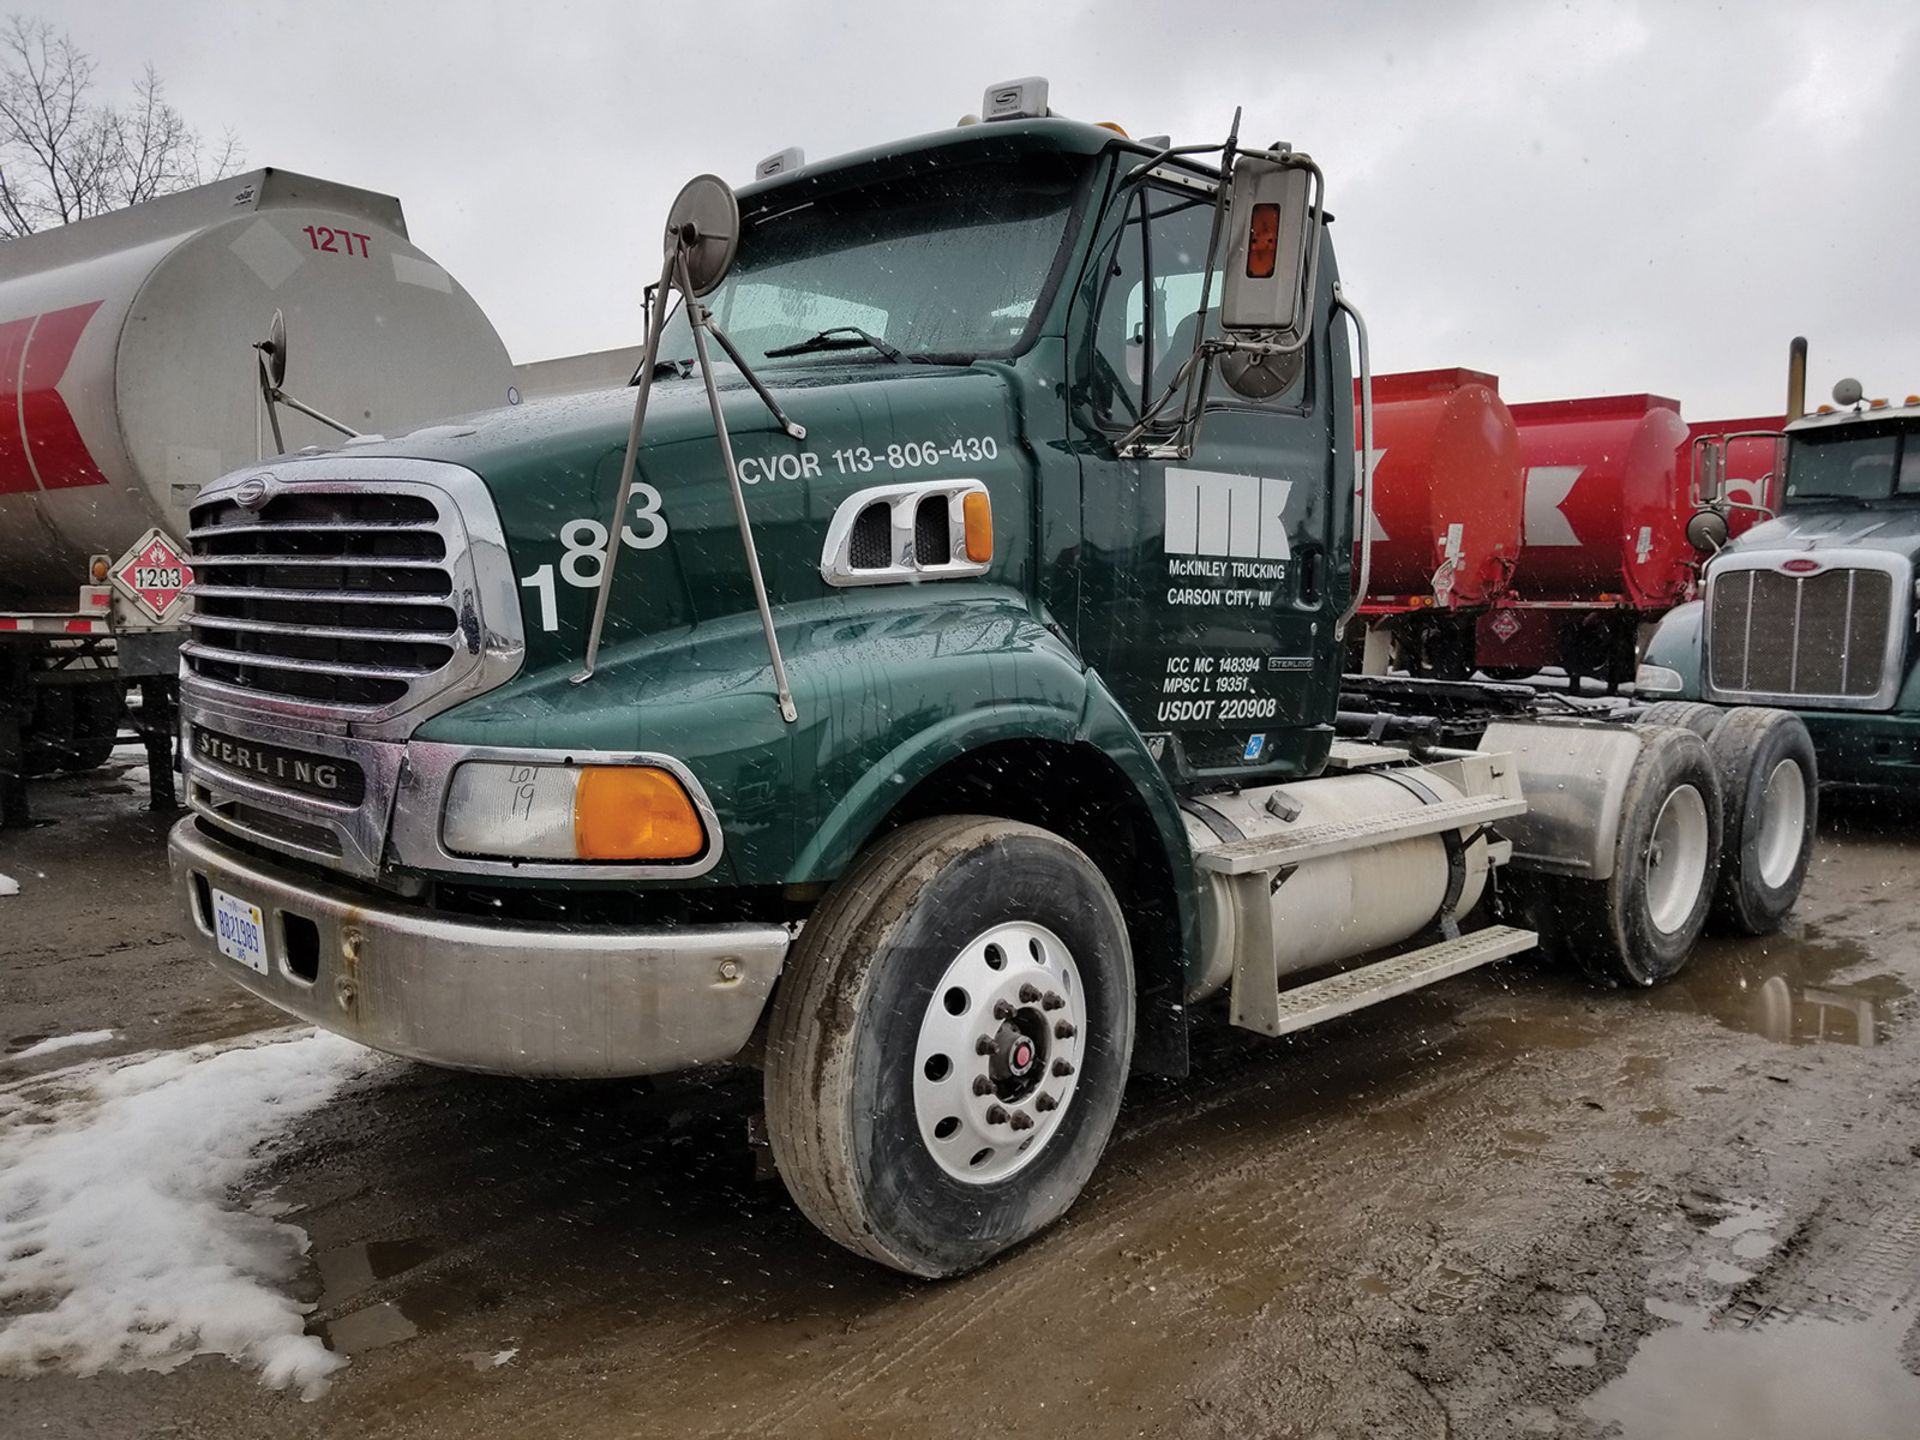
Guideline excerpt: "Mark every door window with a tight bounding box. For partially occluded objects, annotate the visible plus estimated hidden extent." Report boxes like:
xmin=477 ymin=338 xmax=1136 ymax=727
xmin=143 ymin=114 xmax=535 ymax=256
xmin=1091 ymin=184 xmax=1220 ymax=424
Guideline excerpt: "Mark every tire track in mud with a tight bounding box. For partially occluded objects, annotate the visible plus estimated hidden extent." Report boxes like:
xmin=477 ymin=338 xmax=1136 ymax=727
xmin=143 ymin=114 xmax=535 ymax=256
xmin=742 ymin=1031 xmax=1521 ymax=1435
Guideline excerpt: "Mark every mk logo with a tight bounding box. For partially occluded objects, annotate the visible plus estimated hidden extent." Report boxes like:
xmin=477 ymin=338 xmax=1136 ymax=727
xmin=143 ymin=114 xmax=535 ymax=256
xmin=0 ymin=300 xmax=107 ymax=495
xmin=1164 ymin=467 xmax=1294 ymax=561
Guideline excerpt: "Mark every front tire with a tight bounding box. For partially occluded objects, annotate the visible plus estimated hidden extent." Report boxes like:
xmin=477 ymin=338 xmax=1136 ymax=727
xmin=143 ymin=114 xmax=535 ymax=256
xmin=764 ymin=815 xmax=1134 ymax=1277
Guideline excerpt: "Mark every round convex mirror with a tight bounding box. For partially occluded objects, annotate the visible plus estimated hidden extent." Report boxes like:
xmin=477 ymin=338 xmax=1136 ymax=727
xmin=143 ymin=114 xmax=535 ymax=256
xmin=664 ymin=174 xmax=740 ymax=297
xmin=261 ymin=308 xmax=288 ymax=387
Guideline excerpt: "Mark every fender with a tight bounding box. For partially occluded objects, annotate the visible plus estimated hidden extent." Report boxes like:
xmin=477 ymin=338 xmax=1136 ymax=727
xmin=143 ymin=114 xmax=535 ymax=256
xmin=1639 ymin=598 xmax=1704 ymax=698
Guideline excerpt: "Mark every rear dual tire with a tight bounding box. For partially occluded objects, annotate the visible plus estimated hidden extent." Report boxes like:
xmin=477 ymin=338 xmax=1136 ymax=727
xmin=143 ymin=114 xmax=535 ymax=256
xmin=1633 ymin=702 xmax=1816 ymax=935
xmin=1527 ymin=725 xmax=1724 ymax=987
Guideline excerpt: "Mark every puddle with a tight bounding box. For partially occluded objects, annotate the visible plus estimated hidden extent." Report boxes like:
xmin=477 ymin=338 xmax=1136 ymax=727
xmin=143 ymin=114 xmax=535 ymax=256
xmin=315 ymin=1236 xmax=438 ymax=1308
xmin=1587 ymin=1302 xmax=1920 ymax=1439
xmin=1648 ymin=930 xmax=1907 ymax=1048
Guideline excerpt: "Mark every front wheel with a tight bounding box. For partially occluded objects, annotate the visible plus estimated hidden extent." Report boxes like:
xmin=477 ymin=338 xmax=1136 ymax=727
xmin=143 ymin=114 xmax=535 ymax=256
xmin=764 ymin=815 xmax=1135 ymax=1277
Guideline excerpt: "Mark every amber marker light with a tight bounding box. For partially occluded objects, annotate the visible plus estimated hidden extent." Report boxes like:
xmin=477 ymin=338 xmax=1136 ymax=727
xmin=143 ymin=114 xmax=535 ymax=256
xmin=574 ymin=766 xmax=705 ymax=861
xmin=90 ymin=557 xmax=109 ymax=581
xmin=963 ymin=490 xmax=994 ymax=563
xmin=1246 ymin=203 xmax=1280 ymax=279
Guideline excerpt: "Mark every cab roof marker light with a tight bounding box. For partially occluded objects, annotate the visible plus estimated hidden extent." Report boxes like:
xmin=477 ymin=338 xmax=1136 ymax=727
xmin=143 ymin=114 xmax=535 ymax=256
xmin=981 ymin=77 xmax=1049 ymax=123
xmin=755 ymin=148 xmax=804 ymax=180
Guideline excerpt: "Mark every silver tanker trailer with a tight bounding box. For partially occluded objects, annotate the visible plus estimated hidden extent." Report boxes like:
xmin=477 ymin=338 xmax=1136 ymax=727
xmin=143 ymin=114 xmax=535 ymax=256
xmin=0 ymin=168 xmax=516 ymax=825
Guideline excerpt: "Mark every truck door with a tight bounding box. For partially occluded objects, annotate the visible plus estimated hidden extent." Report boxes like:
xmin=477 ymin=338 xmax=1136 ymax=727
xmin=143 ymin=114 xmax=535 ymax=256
xmin=1068 ymin=171 xmax=1348 ymax=783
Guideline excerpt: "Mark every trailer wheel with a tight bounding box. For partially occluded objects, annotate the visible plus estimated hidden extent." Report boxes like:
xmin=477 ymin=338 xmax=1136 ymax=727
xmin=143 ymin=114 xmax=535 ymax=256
xmin=1635 ymin=701 xmax=1722 ymax=740
xmin=1707 ymin=708 xmax=1816 ymax=936
xmin=1548 ymin=725 xmax=1723 ymax=987
xmin=764 ymin=815 xmax=1134 ymax=1277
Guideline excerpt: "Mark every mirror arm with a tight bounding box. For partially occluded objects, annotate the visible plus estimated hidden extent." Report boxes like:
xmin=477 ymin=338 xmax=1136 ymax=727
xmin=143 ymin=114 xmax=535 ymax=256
xmin=574 ymin=248 xmax=680 ymax=684
xmin=255 ymin=351 xmax=286 ymax=458
xmin=680 ymin=249 xmax=799 ymax=723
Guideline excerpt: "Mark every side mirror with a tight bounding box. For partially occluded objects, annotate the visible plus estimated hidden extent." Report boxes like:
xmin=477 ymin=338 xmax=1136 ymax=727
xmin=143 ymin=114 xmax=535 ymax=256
xmin=1219 ymin=153 xmax=1315 ymax=341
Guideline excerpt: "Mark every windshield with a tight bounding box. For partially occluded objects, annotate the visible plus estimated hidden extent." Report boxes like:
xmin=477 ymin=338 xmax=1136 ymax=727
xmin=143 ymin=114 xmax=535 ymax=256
xmin=656 ymin=150 xmax=1088 ymax=366
xmin=1785 ymin=426 xmax=1920 ymax=502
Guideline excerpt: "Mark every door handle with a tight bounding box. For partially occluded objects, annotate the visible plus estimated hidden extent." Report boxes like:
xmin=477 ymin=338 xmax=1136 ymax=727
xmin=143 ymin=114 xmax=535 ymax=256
xmin=1296 ymin=543 xmax=1325 ymax=606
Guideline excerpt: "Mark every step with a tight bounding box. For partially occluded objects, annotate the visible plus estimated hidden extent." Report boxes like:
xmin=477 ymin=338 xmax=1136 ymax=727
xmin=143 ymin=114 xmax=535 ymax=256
xmin=1231 ymin=924 xmax=1539 ymax=1038
xmin=1323 ymin=739 xmax=1412 ymax=772
xmin=1194 ymin=791 xmax=1530 ymax=875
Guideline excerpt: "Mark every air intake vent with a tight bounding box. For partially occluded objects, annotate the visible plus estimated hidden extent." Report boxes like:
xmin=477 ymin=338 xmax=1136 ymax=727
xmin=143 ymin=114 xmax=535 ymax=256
xmin=914 ymin=497 xmax=952 ymax=566
xmin=848 ymin=503 xmax=893 ymax=569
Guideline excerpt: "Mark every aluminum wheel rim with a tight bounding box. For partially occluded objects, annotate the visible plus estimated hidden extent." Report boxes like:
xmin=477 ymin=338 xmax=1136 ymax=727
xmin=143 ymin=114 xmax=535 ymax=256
xmin=1755 ymin=759 xmax=1807 ymax=889
xmin=912 ymin=921 xmax=1087 ymax=1185
xmin=1646 ymin=783 xmax=1711 ymax=935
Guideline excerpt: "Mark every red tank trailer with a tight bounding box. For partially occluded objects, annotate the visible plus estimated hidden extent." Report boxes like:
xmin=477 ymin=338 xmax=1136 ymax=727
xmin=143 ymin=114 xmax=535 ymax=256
xmin=1356 ymin=368 xmax=1524 ymax=610
xmin=1473 ymin=394 xmax=1693 ymax=683
xmin=1350 ymin=369 xmax=1524 ymax=675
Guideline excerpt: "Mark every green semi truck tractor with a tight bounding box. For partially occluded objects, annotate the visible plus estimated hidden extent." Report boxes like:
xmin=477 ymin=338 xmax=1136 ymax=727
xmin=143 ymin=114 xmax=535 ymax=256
xmin=169 ymin=81 xmax=1816 ymax=1276
xmin=1642 ymin=344 xmax=1920 ymax=791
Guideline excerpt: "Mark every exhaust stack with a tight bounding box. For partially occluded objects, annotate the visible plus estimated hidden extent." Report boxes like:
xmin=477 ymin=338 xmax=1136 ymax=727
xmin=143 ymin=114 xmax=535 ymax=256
xmin=1787 ymin=336 xmax=1808 ymax=421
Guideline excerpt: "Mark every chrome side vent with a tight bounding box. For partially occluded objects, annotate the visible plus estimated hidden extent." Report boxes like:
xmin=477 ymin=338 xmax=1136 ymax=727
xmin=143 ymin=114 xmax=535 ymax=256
xmin=820 ymin=480 xmax=991 ymax=588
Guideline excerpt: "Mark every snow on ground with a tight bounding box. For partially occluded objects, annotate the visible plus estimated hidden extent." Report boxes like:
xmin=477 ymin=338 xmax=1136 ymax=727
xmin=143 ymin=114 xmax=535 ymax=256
xmin=0 ymin=1029 xmax=381 ymax=1398
xmin=5 ymin=1030 xmax=116 ymax=1062
xmin=0 ymin=873 xmax=18 ymax=897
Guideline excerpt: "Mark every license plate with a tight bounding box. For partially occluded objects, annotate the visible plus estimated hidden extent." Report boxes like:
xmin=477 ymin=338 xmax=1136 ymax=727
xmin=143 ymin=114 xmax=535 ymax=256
xmin=211 ymin=887 xmax=270 ymax=975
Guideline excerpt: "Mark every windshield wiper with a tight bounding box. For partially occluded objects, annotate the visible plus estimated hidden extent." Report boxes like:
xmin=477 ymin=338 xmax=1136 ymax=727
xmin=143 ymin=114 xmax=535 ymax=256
xmin=764 ymin=326 xmax=908 ymax=363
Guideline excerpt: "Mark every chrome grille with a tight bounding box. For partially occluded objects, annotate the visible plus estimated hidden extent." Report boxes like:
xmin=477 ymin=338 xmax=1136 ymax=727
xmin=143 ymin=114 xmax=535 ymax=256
xmin=185 ymin=489 xmax=464 ymax=712
xmin=1708 ymin=564 xmax=1897 ymax=703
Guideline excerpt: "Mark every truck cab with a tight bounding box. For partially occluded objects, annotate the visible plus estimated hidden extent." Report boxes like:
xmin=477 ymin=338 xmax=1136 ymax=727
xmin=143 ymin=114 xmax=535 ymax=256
xmin=170 ymin=83 xmax=1806 ymax=1277
xmin=1642 ymin=390 xmax=1920 ymax=783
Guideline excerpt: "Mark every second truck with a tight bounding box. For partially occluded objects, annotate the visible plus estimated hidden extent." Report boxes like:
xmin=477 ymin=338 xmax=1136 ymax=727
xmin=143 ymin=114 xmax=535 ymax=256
xmin=167 ymin=81 xmax=1817 ymax=1277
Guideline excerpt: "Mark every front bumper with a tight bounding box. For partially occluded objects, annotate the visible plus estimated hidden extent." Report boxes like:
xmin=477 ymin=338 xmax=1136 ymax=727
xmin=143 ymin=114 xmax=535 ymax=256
xmin=168 ymin=818 xmax=789 ymax=1078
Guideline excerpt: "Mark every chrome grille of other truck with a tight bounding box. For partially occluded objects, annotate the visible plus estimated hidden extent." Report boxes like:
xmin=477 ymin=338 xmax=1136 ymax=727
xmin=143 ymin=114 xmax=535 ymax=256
xmin=178 ymin=458 xmax=525 ymax=876
xmin=1706 ymin=554 xmax=1906 ymax=710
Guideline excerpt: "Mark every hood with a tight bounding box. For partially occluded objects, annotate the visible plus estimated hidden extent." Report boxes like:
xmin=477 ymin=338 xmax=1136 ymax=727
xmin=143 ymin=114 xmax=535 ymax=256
xmin=344 ymin=359 xmax=1029 ymax=674
xmin=1717 ymin=502 xmax=1920 ymax=565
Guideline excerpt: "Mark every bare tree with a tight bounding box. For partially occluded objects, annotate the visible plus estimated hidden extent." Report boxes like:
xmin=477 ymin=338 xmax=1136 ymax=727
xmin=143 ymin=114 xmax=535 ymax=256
xmin=0 ymin=16 xmax=241 ymax=238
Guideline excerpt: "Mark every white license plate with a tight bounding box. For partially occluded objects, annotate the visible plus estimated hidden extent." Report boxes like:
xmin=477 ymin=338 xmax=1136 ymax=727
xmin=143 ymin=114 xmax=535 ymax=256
xmin=211 ymin=887 xmax=270 ymax=975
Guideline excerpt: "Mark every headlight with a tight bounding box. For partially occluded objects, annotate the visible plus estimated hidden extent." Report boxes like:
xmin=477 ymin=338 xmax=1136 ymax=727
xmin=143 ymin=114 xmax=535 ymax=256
xmin=442 ymin=762 xmax=706 ymax=862
xmin=1634 ymin=663 xmax=1685 ymax=694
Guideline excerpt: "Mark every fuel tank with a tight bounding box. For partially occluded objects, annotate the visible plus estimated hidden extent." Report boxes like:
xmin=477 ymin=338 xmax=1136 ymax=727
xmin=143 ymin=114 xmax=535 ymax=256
xmin=1181 ymin=767 xmax=1495 ymax=1003
xmin=1507 ymin=393 xmax=1692 ymax=610
xmin=1356 ymin=368 xmax=1524 ymax=611
xmin=0 ymin=168 xmax=514 ymax=607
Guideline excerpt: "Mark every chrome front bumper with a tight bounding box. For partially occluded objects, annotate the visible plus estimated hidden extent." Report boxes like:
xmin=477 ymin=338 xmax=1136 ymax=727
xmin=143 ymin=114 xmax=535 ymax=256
xmin=168 ymin=819 xmax=789 ymax=1078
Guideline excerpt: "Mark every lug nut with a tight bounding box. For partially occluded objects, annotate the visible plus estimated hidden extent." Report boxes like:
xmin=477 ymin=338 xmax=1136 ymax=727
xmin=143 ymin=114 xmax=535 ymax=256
xmin=1052 ymin=1059 xmax=1074 ymax=1077
xmin=1035 ymin=1092 xmax=1058 ymax=1112
xmin=986 ymin=1104 xmax=1009 ymax=1125
xmin=1009 ymin=1110 xmax=1036 ymax=1132
xmin=1054 ymin=1020 xmax=1076 ymax=1040
xmin=1042 ymin=991 xmax=1064 ymax=1011
xmin=976 ymin=1035 xmax=996 ymax=1055
xmin=993 ymin=999 xmax=1015 ymax=1020
xmin=1019 ymin=983 xmax=1041 ymax=1004
xmin=972 ymin=1075 xmax=994 ymax=1096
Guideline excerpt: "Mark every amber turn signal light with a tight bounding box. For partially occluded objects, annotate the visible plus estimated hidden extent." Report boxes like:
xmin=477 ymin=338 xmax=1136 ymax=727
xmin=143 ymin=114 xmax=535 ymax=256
xmin=963 ymin=490 xmax=993 ymax=563
xmin=573 ymin=766 xmax=705 ymax=861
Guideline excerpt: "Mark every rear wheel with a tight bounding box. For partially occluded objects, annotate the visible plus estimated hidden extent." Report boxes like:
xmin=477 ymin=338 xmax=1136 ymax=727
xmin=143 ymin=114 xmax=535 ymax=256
xmin=1707 ymin=708 xmax=1816 ymax=935
xmin=1635 ymin=700 xmax=1722 ymax=740
xmin=764 ymin=815 xmax=1134 ymax=1277
xmin=1533 ymin=725 xmax=1723 ymax=987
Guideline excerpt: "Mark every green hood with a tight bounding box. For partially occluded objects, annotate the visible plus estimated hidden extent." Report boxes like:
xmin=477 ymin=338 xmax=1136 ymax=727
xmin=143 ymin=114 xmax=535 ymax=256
xmin=1722 ymin=502 xmax=1920 ymax=564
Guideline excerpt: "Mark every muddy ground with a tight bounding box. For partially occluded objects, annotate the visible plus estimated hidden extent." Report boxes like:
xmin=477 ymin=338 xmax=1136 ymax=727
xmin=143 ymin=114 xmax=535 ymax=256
xmin=4 ymin=752 xmax=1920 ymax=1439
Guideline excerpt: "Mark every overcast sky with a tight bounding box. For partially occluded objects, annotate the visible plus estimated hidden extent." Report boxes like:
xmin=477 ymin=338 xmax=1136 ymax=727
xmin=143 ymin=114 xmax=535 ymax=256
xmin=66 ymin=0 xmax=1920 ymax=416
